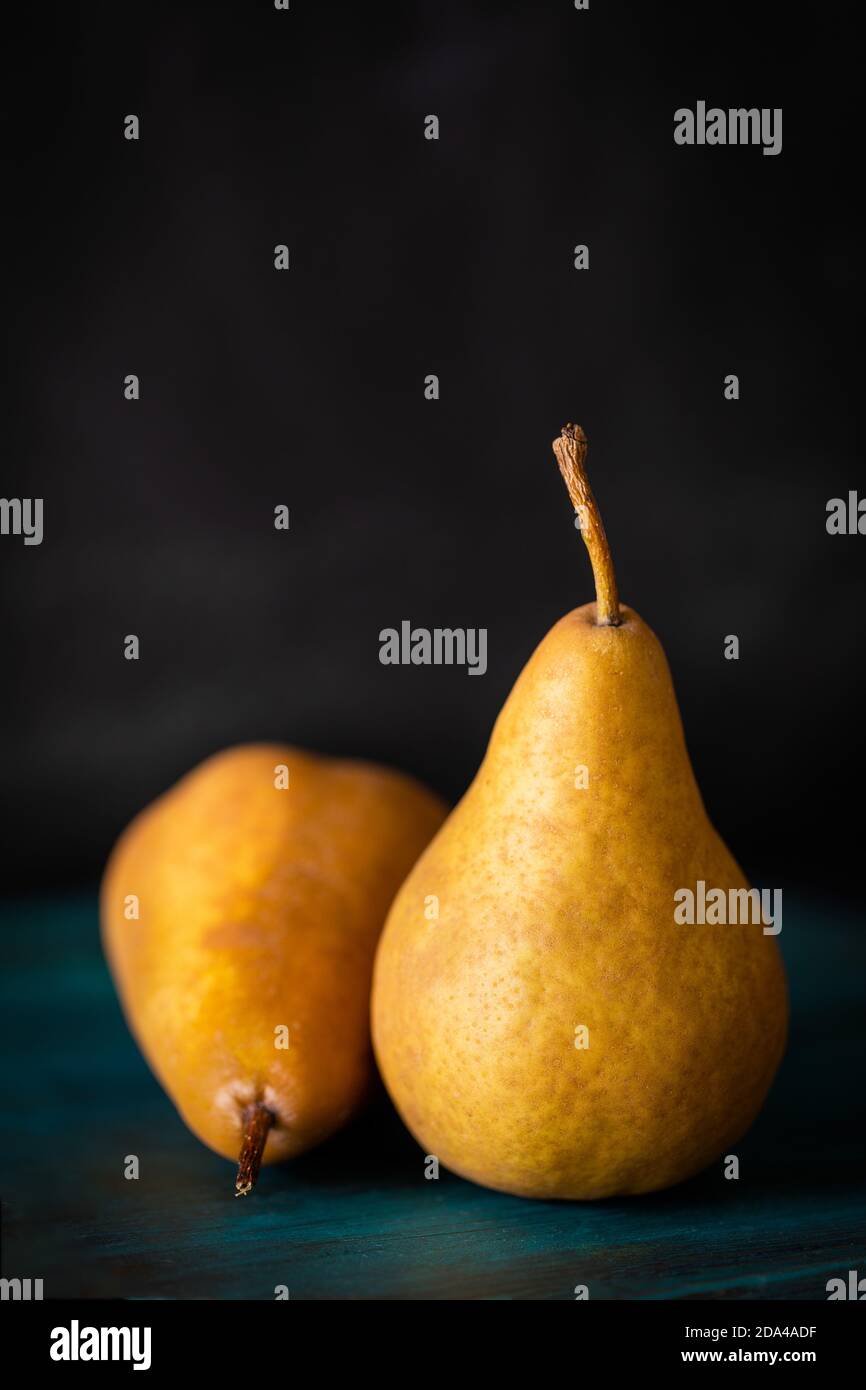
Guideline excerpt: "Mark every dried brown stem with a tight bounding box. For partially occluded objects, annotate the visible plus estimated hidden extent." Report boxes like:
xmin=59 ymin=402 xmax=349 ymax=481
xmin=552 ymin=423 xmax=621 ymax=626
xmin=234 ymin=1102 xmax=275 ymax=1197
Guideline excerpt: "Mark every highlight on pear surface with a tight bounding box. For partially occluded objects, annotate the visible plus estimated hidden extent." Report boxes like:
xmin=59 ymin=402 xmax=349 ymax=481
xmin=370 ymin=423 xmax=788 ymax=1202
xmin=101 ymin=744 xmax=447 ymax=1196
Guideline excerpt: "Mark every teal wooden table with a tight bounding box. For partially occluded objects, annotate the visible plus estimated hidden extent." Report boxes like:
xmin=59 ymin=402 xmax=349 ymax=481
xmin=1 ymin=895 xmax=863 ymax=1300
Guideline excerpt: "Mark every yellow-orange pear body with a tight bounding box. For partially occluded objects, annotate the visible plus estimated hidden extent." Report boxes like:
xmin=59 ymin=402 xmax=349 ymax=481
xmin=102 ymin=744 xmax=446 ymax=1173
xmin=372 ymin=428 xmax=787 ymax=1201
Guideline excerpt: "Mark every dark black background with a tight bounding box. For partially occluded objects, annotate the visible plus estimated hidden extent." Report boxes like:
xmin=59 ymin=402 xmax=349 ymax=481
xmin=3 ymin=1 xmax=862 ymax=894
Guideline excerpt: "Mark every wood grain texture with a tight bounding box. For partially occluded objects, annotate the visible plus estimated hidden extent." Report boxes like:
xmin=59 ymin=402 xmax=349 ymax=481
xmin=0 ymin=895 xmax=863 ymax=1300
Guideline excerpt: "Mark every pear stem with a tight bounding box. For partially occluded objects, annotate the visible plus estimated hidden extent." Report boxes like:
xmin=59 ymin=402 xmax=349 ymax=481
xmin=234 ymin=1102 xmax=275 ymax=1197
xmin=552 ymin=423 xmax=622 ymax=626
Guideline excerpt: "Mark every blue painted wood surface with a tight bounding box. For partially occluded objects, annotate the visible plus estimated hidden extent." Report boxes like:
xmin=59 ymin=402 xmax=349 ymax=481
xmin=1 ymin=895 xmax=863 ymax=1300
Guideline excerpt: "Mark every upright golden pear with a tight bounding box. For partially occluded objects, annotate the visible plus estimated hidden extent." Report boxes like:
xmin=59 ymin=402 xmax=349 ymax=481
xmin=372 ymin=425 xmax=787 ymax=1200
xmin=102 ymin=744 xmax=446 ymax=1193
